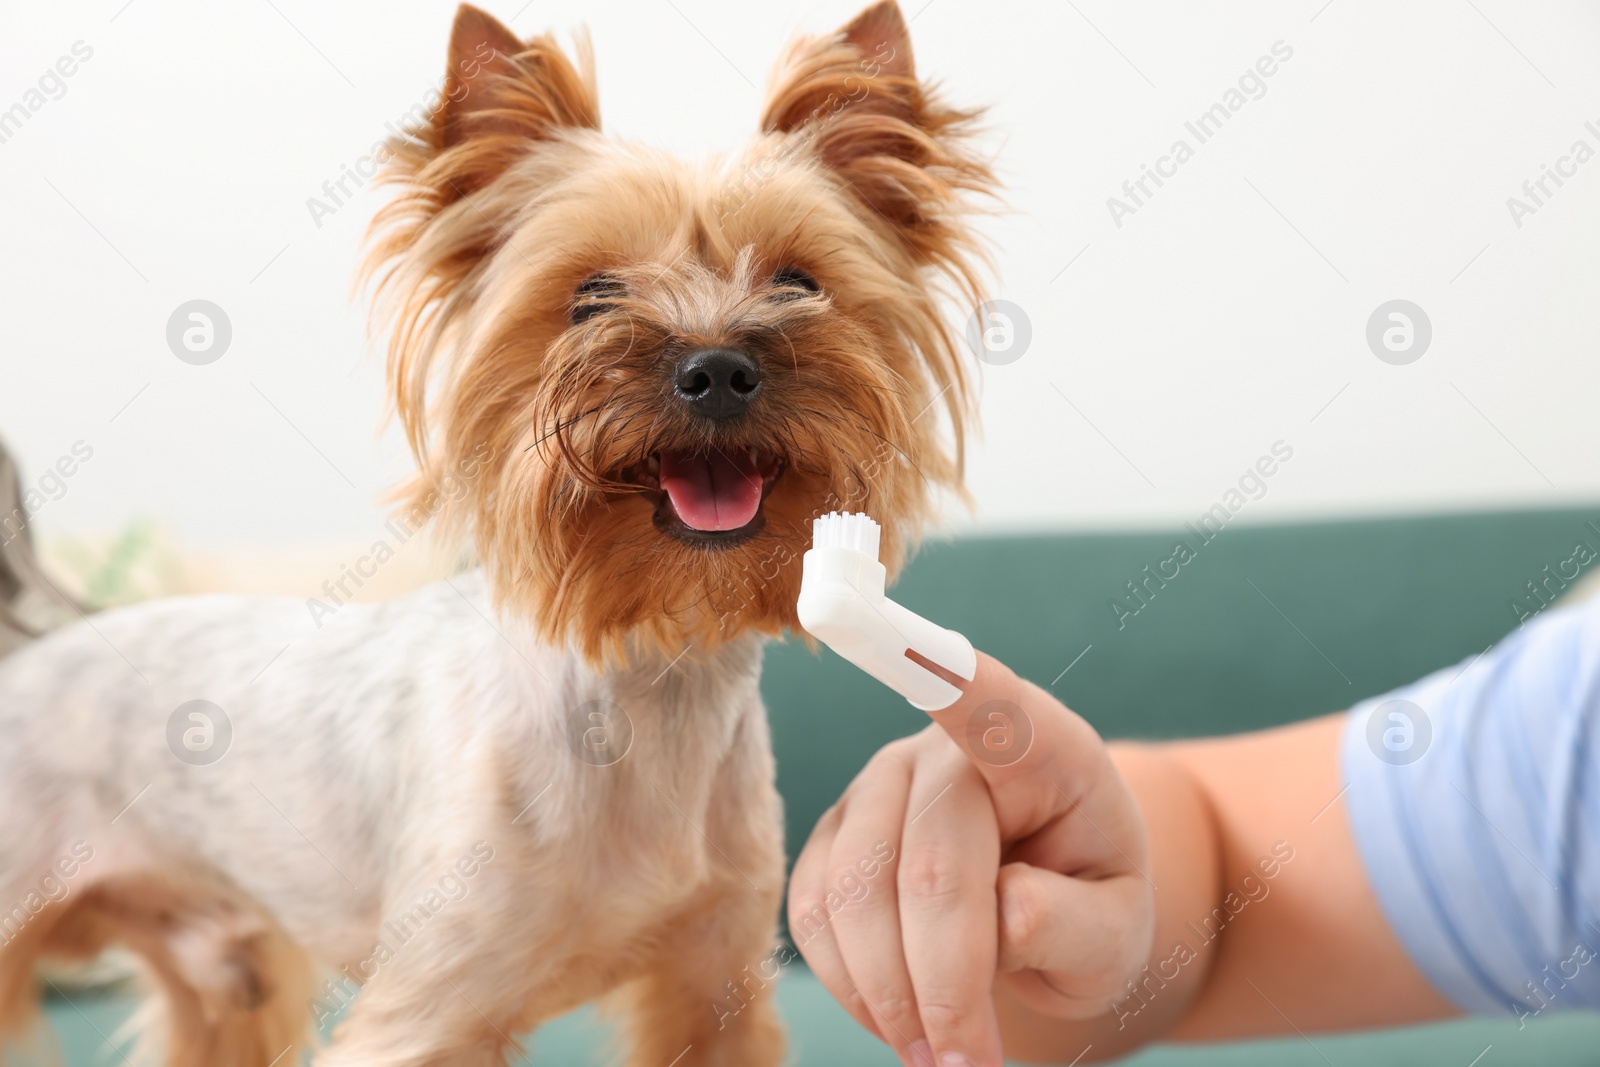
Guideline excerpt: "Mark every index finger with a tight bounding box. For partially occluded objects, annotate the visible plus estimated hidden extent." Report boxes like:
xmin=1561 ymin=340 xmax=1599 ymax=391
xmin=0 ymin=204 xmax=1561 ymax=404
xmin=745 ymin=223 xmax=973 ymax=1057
xmin=912 ymin=650 xmax=1128 ymax=832
xmin=910 ymin=651 xmax=1072 ymax=773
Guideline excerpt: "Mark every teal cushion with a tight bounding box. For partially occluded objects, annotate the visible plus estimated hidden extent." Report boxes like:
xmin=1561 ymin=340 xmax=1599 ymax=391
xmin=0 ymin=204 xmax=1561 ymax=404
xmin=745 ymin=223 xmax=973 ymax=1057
xmin=39 ymin=973 xmax=1600 ymax=1065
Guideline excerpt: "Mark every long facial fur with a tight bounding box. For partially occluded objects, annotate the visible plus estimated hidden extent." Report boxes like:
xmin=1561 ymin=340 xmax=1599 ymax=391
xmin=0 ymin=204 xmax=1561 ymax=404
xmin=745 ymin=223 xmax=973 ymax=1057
xmin=363 ymin=2 xmax=996 ymax=663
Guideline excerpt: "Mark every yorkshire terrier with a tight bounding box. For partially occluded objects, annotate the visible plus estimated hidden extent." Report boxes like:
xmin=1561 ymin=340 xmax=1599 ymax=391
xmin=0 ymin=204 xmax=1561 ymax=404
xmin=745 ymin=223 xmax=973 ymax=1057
xmin=0 ymin=2 xmax=992 ymax=1064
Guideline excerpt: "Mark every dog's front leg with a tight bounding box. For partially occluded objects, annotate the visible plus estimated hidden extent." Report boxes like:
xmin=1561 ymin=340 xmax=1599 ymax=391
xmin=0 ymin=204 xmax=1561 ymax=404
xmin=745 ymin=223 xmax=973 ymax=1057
xmin=616 ymin=770 xmax=788 ymax=1067
xmin=618 ymin=879 xmax=789 ymax=1067
xmin=312 ymin=955 xmax=526 ymax=1067
xmin=309 ymin=870 xmax=552 ymax=1067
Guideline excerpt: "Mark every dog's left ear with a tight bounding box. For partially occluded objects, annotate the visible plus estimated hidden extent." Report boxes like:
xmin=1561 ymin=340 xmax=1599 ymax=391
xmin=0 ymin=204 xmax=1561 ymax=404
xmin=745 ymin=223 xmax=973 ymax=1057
xmin=761 ymin=0 xmax=993 ymax=266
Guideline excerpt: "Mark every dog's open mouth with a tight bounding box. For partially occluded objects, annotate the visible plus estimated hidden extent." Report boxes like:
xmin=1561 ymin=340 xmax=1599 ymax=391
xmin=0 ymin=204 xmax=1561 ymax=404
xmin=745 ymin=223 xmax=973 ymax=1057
xmin=621 ymin=448 xmax=784 ymax=547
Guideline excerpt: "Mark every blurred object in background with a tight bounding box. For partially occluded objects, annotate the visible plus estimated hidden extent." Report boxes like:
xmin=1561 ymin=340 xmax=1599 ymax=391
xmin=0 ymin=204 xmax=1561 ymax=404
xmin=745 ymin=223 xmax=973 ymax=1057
xmin=0 ymin=437 xmax=81 ymax=657
xmin=36 ymin=520 xmax=472 ymax=612
xmin=45 ymin=519 xmax=181 ymax=610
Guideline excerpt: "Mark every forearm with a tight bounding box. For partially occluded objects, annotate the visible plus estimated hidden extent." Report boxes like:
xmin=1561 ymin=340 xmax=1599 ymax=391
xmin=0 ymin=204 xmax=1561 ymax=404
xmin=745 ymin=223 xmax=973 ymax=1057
xmin=1165 ymin=714 xmax=1455 ymax=1038
xmin=996 ymin=714 xmax=1456 ymax=1062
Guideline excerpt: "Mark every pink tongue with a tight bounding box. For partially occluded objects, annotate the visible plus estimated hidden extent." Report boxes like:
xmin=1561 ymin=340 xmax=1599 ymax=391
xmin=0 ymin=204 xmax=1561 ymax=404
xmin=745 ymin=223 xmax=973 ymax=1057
xmin=659 ymin=449 xmax=763 ymax=532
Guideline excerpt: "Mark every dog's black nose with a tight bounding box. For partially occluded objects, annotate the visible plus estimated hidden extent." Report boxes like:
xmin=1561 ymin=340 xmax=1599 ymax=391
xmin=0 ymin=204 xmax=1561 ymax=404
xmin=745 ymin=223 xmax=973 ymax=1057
xmin=673 ymin=348 xmax=762 ymax=420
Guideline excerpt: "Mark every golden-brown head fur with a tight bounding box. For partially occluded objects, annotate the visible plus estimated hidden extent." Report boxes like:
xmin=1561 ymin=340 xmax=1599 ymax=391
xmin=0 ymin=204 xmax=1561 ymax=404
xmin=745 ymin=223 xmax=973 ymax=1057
xmin=363 ymin=1 xmax=995 ymax=663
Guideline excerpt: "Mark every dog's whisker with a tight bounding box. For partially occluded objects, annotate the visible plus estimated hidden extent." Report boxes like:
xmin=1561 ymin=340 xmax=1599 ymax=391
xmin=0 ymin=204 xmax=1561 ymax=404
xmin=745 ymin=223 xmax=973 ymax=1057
xmin=524 ymin=404 xmax=605 ymax=452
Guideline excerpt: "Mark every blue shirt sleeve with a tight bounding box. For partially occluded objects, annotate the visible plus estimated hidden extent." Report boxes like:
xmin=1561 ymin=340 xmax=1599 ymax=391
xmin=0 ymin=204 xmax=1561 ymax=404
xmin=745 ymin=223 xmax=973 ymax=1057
xmin=1341 ymin=594 xmax=1600 ymax=1021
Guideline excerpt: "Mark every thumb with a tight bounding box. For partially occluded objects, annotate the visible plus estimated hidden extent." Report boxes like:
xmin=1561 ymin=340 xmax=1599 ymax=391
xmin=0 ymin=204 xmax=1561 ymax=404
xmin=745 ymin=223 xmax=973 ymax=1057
xmin=995 ymin=861 xmax=1154 ymax=1015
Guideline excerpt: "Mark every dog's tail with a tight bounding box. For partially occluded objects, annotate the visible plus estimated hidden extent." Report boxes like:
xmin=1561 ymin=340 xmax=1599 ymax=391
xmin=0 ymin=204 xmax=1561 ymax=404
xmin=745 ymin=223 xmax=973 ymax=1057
xmin=0 ymin=436 xmax=81 ymax=660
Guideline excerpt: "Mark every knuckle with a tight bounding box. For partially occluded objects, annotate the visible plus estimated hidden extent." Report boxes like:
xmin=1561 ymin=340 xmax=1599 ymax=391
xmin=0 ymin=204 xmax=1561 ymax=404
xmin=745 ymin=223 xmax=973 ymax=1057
xmin=1127 ymin=909 xmax=1157 ymax=961
xmin=866 ymin=738 xmax=915 ymax=773
xmin=839 ymin=986 xmax=870 ymax=1018
xmin=914 ymin=994 xmax=971 ymax=1037
xmin=829 ymin=859 xmax=874 ymax=890
xmin=861 ymin=988 xmax=919 ymax=1033
xmin=834 ymin=987 xmax=881 ymax=1034
xmin=818 ymin=798 xmax=849 ymax=830
xmin=897 ymin=846 xmax=969 ymax=905
xmin=997 ymin=876 xmax=1047 ymax=959
xmin=1087 ymin=960 xmax=1145 ymax=1006
xmin=1052 ymin=988 xmax=1119 ymax=1022
xmin=787 ymin=894 xmax=832 ymax=938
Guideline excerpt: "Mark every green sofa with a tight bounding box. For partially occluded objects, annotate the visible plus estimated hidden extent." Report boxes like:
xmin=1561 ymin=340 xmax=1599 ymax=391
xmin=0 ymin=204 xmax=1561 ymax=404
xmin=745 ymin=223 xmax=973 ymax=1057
xmin=40 ymin=507 xmax=1600 ymax=1064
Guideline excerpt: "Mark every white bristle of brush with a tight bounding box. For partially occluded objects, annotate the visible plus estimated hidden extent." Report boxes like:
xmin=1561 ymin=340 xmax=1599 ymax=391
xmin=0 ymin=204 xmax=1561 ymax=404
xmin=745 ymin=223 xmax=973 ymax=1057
xmin=810 ymin=511 xmax=881 ymax=559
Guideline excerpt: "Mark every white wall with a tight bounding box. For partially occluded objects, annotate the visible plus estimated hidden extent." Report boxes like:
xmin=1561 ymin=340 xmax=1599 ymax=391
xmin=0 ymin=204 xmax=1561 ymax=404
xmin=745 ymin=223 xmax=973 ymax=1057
xmin=2 ymin=0 xmax=1597 ymax=554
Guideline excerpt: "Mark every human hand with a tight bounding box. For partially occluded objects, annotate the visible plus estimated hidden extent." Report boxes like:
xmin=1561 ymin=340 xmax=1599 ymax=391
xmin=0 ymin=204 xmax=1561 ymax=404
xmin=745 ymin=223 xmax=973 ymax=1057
xmin=788 ymin=650 xmax=1155 ymax=1067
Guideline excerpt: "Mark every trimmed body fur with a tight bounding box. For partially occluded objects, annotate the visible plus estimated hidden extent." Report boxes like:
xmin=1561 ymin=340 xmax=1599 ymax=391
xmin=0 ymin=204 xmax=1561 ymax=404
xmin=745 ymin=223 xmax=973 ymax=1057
xmin=0 ymin=575 xmax=784 ymax=1065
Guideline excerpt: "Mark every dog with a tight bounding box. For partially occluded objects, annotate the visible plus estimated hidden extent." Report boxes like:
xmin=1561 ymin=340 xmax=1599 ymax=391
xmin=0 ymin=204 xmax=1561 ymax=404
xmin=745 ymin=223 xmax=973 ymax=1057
xmin=0 ymin=3 xmax=992 ymax=1064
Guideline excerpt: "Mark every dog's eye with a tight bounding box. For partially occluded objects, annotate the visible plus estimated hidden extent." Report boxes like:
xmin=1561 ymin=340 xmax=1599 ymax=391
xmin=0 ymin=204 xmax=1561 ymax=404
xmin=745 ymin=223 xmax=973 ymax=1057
xmin=771 ymin=267 xmax=820 ymax=299
xmin=570 ymin=274 xmax=622 ymax=324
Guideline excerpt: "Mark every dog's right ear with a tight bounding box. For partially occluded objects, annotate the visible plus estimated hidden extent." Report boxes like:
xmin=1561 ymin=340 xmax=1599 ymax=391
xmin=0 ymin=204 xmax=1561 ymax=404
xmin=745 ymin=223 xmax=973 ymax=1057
xmin=427 ymin=4 xmax=600 ymax=193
